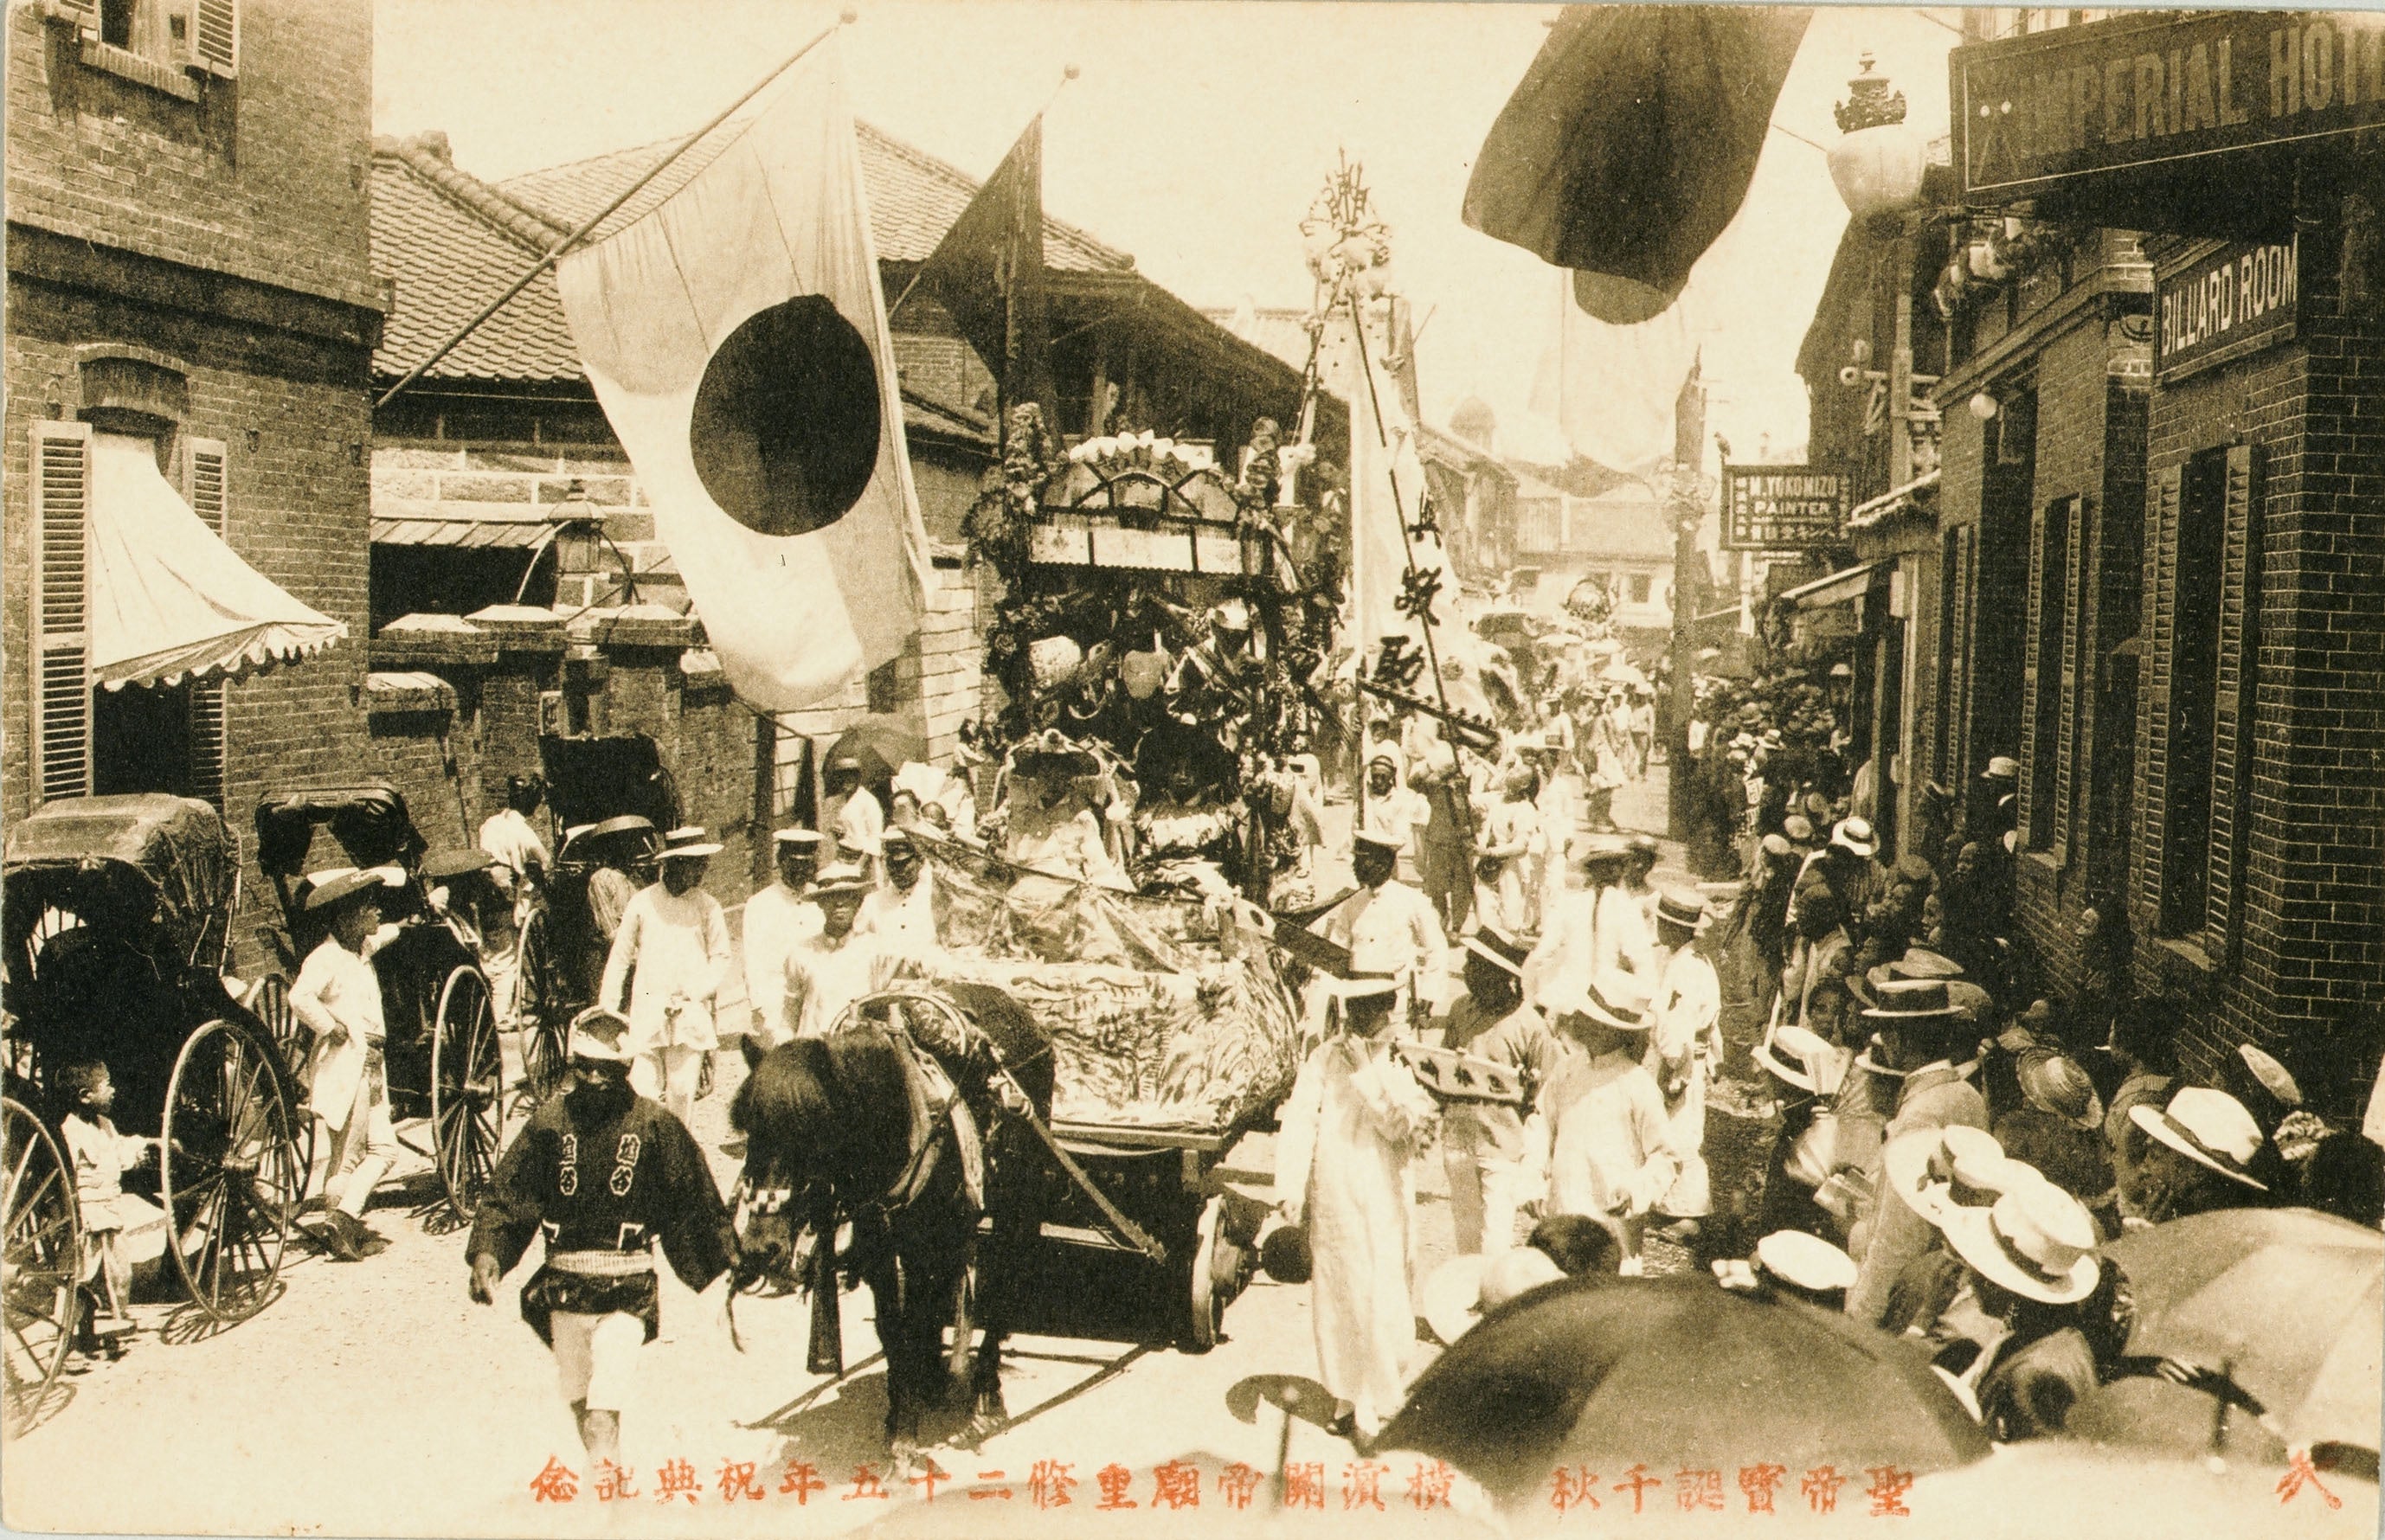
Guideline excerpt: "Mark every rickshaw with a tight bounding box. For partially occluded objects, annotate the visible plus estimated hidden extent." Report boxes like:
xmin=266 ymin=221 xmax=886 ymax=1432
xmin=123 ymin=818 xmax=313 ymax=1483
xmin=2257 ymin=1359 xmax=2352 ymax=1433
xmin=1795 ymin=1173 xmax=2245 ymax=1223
xmin=3 ymin=794 xmax=309 ymax=1428
xmin=512 ymin=735 xmax=678 ymax=1068
xmin=245 ymin=784 xmax=505 ymax=1223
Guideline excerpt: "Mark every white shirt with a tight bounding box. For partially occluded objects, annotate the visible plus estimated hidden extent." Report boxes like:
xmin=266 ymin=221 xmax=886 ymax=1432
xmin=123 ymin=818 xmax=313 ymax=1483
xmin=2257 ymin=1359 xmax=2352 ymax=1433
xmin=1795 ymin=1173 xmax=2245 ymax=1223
xmin=1540 ymin=1050 xmax=1680 ymax=1221
xmin=741 ymin=882 xmax=822 ymax=1042
xmin=834 ymin=788 xmax=886 ymax=863
xmin=288 ymin=935 xmax=387 ymax=1132
xmin=1647 ymin=944 xmax=1722 ymax=1081
xmin=780 ymin=928 xmax=897 ymax=1043
xmin=476 ymin=808 xmax=550 ymax=890
xmin=1525 ymin=882 xmax=1655 ymax=1006
xmin=601 ymin=884 xmax=731 ymax=1053
xmin=858 ymin=868 xmax=942 ymax=965
xmin=1318 ymin=879 xmax=1449 ymax=1011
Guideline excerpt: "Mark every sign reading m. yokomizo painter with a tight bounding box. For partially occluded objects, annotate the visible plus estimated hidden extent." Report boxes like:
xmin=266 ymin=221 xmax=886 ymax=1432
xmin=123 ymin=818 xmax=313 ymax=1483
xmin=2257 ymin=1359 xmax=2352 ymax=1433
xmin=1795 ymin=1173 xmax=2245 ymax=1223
xmin=1721 ymin=466 xmax=1851 ymax=552
xmin=1957 ymin=10 xmax=2385 ymax=196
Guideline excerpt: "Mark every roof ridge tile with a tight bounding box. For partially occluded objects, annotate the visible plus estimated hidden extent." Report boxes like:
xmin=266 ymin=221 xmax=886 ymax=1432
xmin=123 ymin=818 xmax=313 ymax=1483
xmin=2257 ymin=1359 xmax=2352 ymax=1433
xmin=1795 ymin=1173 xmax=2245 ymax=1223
xmin=376 ymin=133 xmax=573 ymax=254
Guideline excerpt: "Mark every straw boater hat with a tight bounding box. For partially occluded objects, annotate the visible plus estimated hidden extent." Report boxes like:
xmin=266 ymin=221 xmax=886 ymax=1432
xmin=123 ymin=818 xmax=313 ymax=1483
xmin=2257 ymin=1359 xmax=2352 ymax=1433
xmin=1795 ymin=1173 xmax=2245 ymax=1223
xmin=2235 ymin=1043 xmax=2304 ymax=1111
xmin=659 ymin=825 xmax=723 ymax=859
xmin=1855 ymin=979 xmax=1980 ymax=1080
xmin=2017 ymin=1050 xmax=2106 ymax=1132
xmin=1545 ymin=971 xmax=1651 ymax=1036
xmin=1753 ymin=1023 xmax=1843 ymax=1095
xmin=1829 ymin=817 xmax=1880 ymax=859
xmin=1938 ymin=1177 xmax=2101 ymax=1306
xmin=810 ymin=861 xmax=871 ymax=898
xmin=2129 ymin=1087 xmax=2271 ymax=1192
xmin=1753 ymin=1230 xmax=1858 ymax=1306
xmin=565 ymin=1005 xmax=634 ymax=1064
xmin=1780 ymin=814 xmax=1817 ymax=846
xmin=304 ymin=868 xmax=389 ymax=914
xmin=1574 ymin=835 xmax=1636 ymax=871
xmin=1983 ymin=756 xmax=2022 ymax=780
xmin=1883 ymin=1124 xmax=2009 ymax=1225
xmin=1352 ymin=820 xmax=1405 ymax=858
xmin=1462 ymin=925 xmax=1532 ymax=979
xmin=1654 ymin=889 xmax=1712 ymax=934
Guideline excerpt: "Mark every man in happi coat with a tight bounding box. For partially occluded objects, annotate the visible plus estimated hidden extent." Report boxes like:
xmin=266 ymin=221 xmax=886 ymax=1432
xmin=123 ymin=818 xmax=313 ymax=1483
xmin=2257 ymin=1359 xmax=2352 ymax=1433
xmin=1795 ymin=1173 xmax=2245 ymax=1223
xmin=1436 ymin=927 xmax=1571 ymax=1255
xmin=1275 ymin=976 xmax=1438 ymax=1444
xmin=739 ymin=829 xmax=826 ymax=1065
xmin=467 ymin=1007 xmax=733 ymax=1465
xmin=599 ymin=827 xmax=731 ymax=1127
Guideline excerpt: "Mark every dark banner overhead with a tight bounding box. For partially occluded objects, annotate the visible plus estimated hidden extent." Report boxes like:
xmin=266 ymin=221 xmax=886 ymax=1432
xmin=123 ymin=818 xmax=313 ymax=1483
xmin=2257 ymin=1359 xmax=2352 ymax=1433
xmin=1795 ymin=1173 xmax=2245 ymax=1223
xmin=1956 ymin=10 xmax=2385 ymax=198
xmin=1721 ymin=465 xmax=1851 ymax=552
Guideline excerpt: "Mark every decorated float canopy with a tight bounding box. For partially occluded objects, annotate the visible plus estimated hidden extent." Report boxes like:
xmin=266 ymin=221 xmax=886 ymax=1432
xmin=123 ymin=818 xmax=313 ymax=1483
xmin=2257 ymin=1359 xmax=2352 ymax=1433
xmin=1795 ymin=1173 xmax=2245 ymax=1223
xmin=1027 ymin=432 xmax=1258 ymax=575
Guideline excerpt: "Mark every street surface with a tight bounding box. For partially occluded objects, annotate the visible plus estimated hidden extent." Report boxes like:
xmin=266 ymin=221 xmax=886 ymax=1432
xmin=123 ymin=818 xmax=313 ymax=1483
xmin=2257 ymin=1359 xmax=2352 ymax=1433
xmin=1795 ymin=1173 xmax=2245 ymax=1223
xmin=3 ymin=771 xmax=1757 ymax=1537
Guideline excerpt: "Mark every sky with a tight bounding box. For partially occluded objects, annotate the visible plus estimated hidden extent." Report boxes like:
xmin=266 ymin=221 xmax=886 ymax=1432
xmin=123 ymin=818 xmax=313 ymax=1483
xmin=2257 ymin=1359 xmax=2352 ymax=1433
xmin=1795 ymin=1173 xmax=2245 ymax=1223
xmin=374 ymin=0 xmax=1960 ymax=470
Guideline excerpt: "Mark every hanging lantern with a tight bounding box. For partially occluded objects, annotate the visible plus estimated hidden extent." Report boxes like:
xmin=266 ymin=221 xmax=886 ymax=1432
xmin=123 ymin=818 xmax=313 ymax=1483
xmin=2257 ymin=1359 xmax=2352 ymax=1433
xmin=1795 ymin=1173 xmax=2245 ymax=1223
xmin=1825 ymin=54 xmax=1925 ymax=221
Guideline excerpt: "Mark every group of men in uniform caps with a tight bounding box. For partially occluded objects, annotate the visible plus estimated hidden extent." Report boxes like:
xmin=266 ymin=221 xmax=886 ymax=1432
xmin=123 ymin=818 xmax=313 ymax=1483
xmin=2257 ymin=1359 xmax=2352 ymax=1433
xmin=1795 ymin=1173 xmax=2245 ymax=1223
xmin=1276 ymin=813 xmax=1729 ymax=1445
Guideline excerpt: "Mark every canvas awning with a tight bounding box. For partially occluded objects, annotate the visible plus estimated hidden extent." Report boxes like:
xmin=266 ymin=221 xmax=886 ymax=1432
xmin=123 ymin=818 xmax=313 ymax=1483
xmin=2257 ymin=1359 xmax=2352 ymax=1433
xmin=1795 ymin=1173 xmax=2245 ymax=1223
xmin=88 ymin=433 xmax=346 ymax=690
xmin=370 ymin=509 xmax=557 ymax=549
xmin=1783 ymin=560 xmax=1885 ymax=612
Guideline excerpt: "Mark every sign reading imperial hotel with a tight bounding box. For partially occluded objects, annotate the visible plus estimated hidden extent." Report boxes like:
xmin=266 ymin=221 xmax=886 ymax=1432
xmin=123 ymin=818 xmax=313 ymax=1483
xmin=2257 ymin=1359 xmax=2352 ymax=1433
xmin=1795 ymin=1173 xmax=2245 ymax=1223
xmin=1958 ymin=10 xmax=2385 ymax=194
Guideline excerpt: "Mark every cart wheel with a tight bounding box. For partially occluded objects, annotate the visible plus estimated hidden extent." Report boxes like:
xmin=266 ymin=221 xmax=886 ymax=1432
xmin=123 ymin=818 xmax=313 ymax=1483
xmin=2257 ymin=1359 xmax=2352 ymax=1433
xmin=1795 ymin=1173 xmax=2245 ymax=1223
xmin=1182 ymin=1193 xmax=1225 ymax=1353
xmin=248 ymin=974 xmax=308 ymax=1080
xmin=430 ymin=966 xmax=504 ymax=1221
xmin=3 ymin=1098 xmax=80 ymax=1434
xmin=161 ymin=1021 xmax=300 ymax=1323
xmin=514 ymin=909 xmax=568 ymax=1102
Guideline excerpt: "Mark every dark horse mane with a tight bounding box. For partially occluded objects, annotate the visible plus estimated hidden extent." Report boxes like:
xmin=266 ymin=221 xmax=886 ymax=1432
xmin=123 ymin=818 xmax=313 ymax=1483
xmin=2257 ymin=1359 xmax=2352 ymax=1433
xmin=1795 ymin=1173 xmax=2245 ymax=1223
xmin=730 ymin=1026 xmax=916 ymax=1200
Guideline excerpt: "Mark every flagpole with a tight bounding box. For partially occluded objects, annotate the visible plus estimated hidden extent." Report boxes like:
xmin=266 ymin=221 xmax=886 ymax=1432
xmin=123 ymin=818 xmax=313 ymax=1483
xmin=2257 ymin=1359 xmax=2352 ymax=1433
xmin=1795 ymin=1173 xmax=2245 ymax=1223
xmin=376 ymin=9 xmax=858 ymax=409
xmin=884 ymin=65 xmax=1077 ymax=329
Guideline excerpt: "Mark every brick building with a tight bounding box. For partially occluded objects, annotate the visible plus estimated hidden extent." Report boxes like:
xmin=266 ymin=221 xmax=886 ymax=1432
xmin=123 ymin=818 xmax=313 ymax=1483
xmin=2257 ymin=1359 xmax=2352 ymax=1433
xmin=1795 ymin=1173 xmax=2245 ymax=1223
xmin=1802 ymin=10 xmax=2385 ymax=1106
xmin=4 ymin=0 xmax=385 ymax=964
xmin=362 ymin=118 xmax=1317 ymax=895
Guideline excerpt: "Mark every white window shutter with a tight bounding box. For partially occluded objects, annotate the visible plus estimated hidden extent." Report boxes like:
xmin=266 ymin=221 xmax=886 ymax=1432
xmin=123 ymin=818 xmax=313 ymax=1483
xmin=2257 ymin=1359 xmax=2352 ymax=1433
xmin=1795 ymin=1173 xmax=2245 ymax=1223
xmin=31 ymin=421 xmax=93 ymax=805
xmin=183 ymin=436 xmax=231 ymax=808
xmin=190 ymin=0 xmax=236 ymax=76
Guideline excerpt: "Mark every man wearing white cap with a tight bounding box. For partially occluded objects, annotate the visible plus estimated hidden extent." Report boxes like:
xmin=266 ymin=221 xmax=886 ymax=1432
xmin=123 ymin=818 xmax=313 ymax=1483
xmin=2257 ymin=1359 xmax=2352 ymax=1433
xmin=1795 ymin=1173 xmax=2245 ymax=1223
xmin=467 ymin=1007 xmax=734 ymax=1465
xmin=778 ymin=863 xmax=897 ymax=1043
xmin=1645 ymin=891 xmax=1723 ymax=1252
xmin=287 ymin=869 xmax=405 ymax=1262
xmin=600 ymin=828 xmax=730 ymax=1126
xmin=740 ymin=829 xmax=826 ymax=1062
xmin=1359 ymin=752 xmax=1430 ymax=886
xmin=1317 ymin=825 xmax=1449 ymax=1025
xmin=1274 ymin=975 xmax=1438 ymax=1444
xmin=1536 ymin=971 xmax=1677 ymax=1273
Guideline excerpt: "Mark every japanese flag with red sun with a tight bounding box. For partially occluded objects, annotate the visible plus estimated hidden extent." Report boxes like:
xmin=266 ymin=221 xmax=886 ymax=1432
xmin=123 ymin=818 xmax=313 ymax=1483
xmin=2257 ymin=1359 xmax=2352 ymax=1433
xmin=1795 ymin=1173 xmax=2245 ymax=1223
xmin=556 ymin=40 xmax=930 ymax=710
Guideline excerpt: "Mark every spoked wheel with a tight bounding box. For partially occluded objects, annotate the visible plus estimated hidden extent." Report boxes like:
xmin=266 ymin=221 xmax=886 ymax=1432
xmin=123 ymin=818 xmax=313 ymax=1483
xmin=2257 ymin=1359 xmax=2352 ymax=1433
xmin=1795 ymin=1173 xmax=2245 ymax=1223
xmin=3 ymin=1099 xmax=80 ymax=1434
xmin=513 ymin=909 xmax=568 ymax=1103
xmin=161 ymin=1021 xmax=301 ymax=1324
xmin=242 ymin=976 xmax=319 ymax=1204
xmin=1181 ymin=1193 xmax=1224 ymax=1353
xmin=430 ymin=966 xmax=504 ymax=1221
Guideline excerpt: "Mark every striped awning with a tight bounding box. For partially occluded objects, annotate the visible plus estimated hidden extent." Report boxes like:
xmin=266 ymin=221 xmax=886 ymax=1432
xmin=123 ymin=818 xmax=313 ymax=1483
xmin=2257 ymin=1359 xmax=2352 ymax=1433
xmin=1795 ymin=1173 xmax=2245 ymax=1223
xmin=370 ymin=506 xmax=557 ymax=549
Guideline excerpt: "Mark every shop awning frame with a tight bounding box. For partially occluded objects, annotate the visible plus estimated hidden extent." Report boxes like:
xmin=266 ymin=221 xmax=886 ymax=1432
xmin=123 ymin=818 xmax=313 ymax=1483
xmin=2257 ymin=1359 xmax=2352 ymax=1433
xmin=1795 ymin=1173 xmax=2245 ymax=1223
xmin=1783 ymin=560 xmax=1886 ymax=612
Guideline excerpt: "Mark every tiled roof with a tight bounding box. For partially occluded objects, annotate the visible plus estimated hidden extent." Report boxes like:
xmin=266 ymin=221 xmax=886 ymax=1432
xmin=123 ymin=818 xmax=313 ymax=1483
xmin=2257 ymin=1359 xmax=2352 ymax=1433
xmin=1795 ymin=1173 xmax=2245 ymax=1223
xmin=497 ymin=121 xmax=1135 ymax=273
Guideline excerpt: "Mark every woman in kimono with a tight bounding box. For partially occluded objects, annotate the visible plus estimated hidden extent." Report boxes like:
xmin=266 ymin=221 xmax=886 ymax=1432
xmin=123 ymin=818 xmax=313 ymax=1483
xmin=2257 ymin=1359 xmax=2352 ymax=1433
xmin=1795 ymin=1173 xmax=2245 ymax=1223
xmin=1274 ymin=975 xmax=1438 ymax=1446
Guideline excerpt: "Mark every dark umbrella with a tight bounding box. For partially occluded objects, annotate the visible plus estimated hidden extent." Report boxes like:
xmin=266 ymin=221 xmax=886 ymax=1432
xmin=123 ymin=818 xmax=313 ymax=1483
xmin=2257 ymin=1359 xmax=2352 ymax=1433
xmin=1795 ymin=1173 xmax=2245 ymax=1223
xmin=2104 ymin=1207 xmax=2382 ymax=1456
xmin=826 ymin=714 xmax=929 ymax=786
xmin=1375 ymin=1274 xmax=1988 ymax=1500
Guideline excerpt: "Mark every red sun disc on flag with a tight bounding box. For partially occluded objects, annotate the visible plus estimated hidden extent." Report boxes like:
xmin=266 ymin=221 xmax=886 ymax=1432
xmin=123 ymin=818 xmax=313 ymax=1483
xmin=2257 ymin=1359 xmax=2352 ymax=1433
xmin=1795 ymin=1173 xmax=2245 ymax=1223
xmin=690 ymin=296 xmax=882 ymax=537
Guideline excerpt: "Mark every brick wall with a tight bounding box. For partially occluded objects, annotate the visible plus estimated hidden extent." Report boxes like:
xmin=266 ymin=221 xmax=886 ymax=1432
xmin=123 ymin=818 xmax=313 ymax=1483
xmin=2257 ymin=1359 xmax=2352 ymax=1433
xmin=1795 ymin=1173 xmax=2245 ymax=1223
xmin=5 ymin=0 xmax=379 ymax=312
xmin=2136 ymin=214 xmax=2385 ymax=1110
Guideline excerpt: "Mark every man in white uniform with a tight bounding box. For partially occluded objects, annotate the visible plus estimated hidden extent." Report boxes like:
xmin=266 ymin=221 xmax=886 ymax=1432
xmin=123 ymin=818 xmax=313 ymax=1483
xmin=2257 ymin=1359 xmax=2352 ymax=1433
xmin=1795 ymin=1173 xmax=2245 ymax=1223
xmin=287 ymin=869 xmax=404 ymax=1263
xmin=779 ymin=864 xmax=897 ymax=1043
xmin=1360 ymin=752 xmax=1430 ymax=884
xmin=599 ymin=827 xmax=730 ymax=1127
xmin=827 ymin=756 xmax=885 ymax=877
xmin=1525 ymin=840 xmax=1654 ymax=1007
xmin=739 ymin=829 xmax=826 ymax=1067
xmin=857 ymin=828 xmax=942 ymax=966
xmin=1645 ymin=890 xmax=1724 ymax=1254
xmin=1317 ymin=825 xmax=1450 ymax=1028
xmin=1273 ymin=976 xmax=1438 ymax=1445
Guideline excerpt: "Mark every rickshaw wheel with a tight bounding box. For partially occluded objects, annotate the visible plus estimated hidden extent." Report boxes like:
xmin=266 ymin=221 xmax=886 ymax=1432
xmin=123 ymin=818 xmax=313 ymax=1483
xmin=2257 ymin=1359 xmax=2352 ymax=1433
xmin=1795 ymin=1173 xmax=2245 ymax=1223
xmin=513 ymin=909 xmax=568 ymax=1102
xmin=429 ymin=966 xmax=504 ymax=1221
xmin=1181 ymin=1193 xmax=1224 ymax=1352
xmin=242 ymin=975 xmax=319 ymax=1203
xmin=3 ymin=1098 xmax=81 ymax=1434
xmin=161 ymin=1021 xmax=299 ymax=1324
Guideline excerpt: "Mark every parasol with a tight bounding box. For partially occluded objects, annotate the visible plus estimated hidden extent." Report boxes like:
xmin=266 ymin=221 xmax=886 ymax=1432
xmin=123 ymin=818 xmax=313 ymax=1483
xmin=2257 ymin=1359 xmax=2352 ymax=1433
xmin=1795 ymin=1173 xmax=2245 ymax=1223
xmin=825 ymin=714 xmax=929 ymax=785
xmin=2103 ymin=1207 xmax=2382 ymax=1457
xmin=1374 ymin=1274 xmax=1988 ymax=1500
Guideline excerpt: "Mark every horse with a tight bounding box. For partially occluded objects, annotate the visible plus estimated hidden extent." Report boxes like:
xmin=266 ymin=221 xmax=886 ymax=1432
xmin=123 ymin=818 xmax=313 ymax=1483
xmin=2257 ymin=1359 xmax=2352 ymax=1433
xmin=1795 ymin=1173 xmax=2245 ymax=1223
xmin=730 ymin=991 xmax=1051 ymax=1468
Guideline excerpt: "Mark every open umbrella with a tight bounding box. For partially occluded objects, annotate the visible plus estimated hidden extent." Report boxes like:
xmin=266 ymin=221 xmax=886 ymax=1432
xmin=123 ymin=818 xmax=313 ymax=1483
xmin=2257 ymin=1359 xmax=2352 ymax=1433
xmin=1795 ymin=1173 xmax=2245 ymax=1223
xmin=2103 ymin=1207 xmax=2382 ymax=1457
xmin=825 ymin=713 xmax=929 ymax=785
xmin=1374 ymin=1274 xmax=1988 ymax=1500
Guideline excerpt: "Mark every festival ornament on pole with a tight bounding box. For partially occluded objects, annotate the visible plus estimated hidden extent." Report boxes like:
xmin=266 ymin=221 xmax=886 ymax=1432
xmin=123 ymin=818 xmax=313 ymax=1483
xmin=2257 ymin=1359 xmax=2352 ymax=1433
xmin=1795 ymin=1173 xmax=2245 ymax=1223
xmin=556 ymin=35 xmax=931 ymax=711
